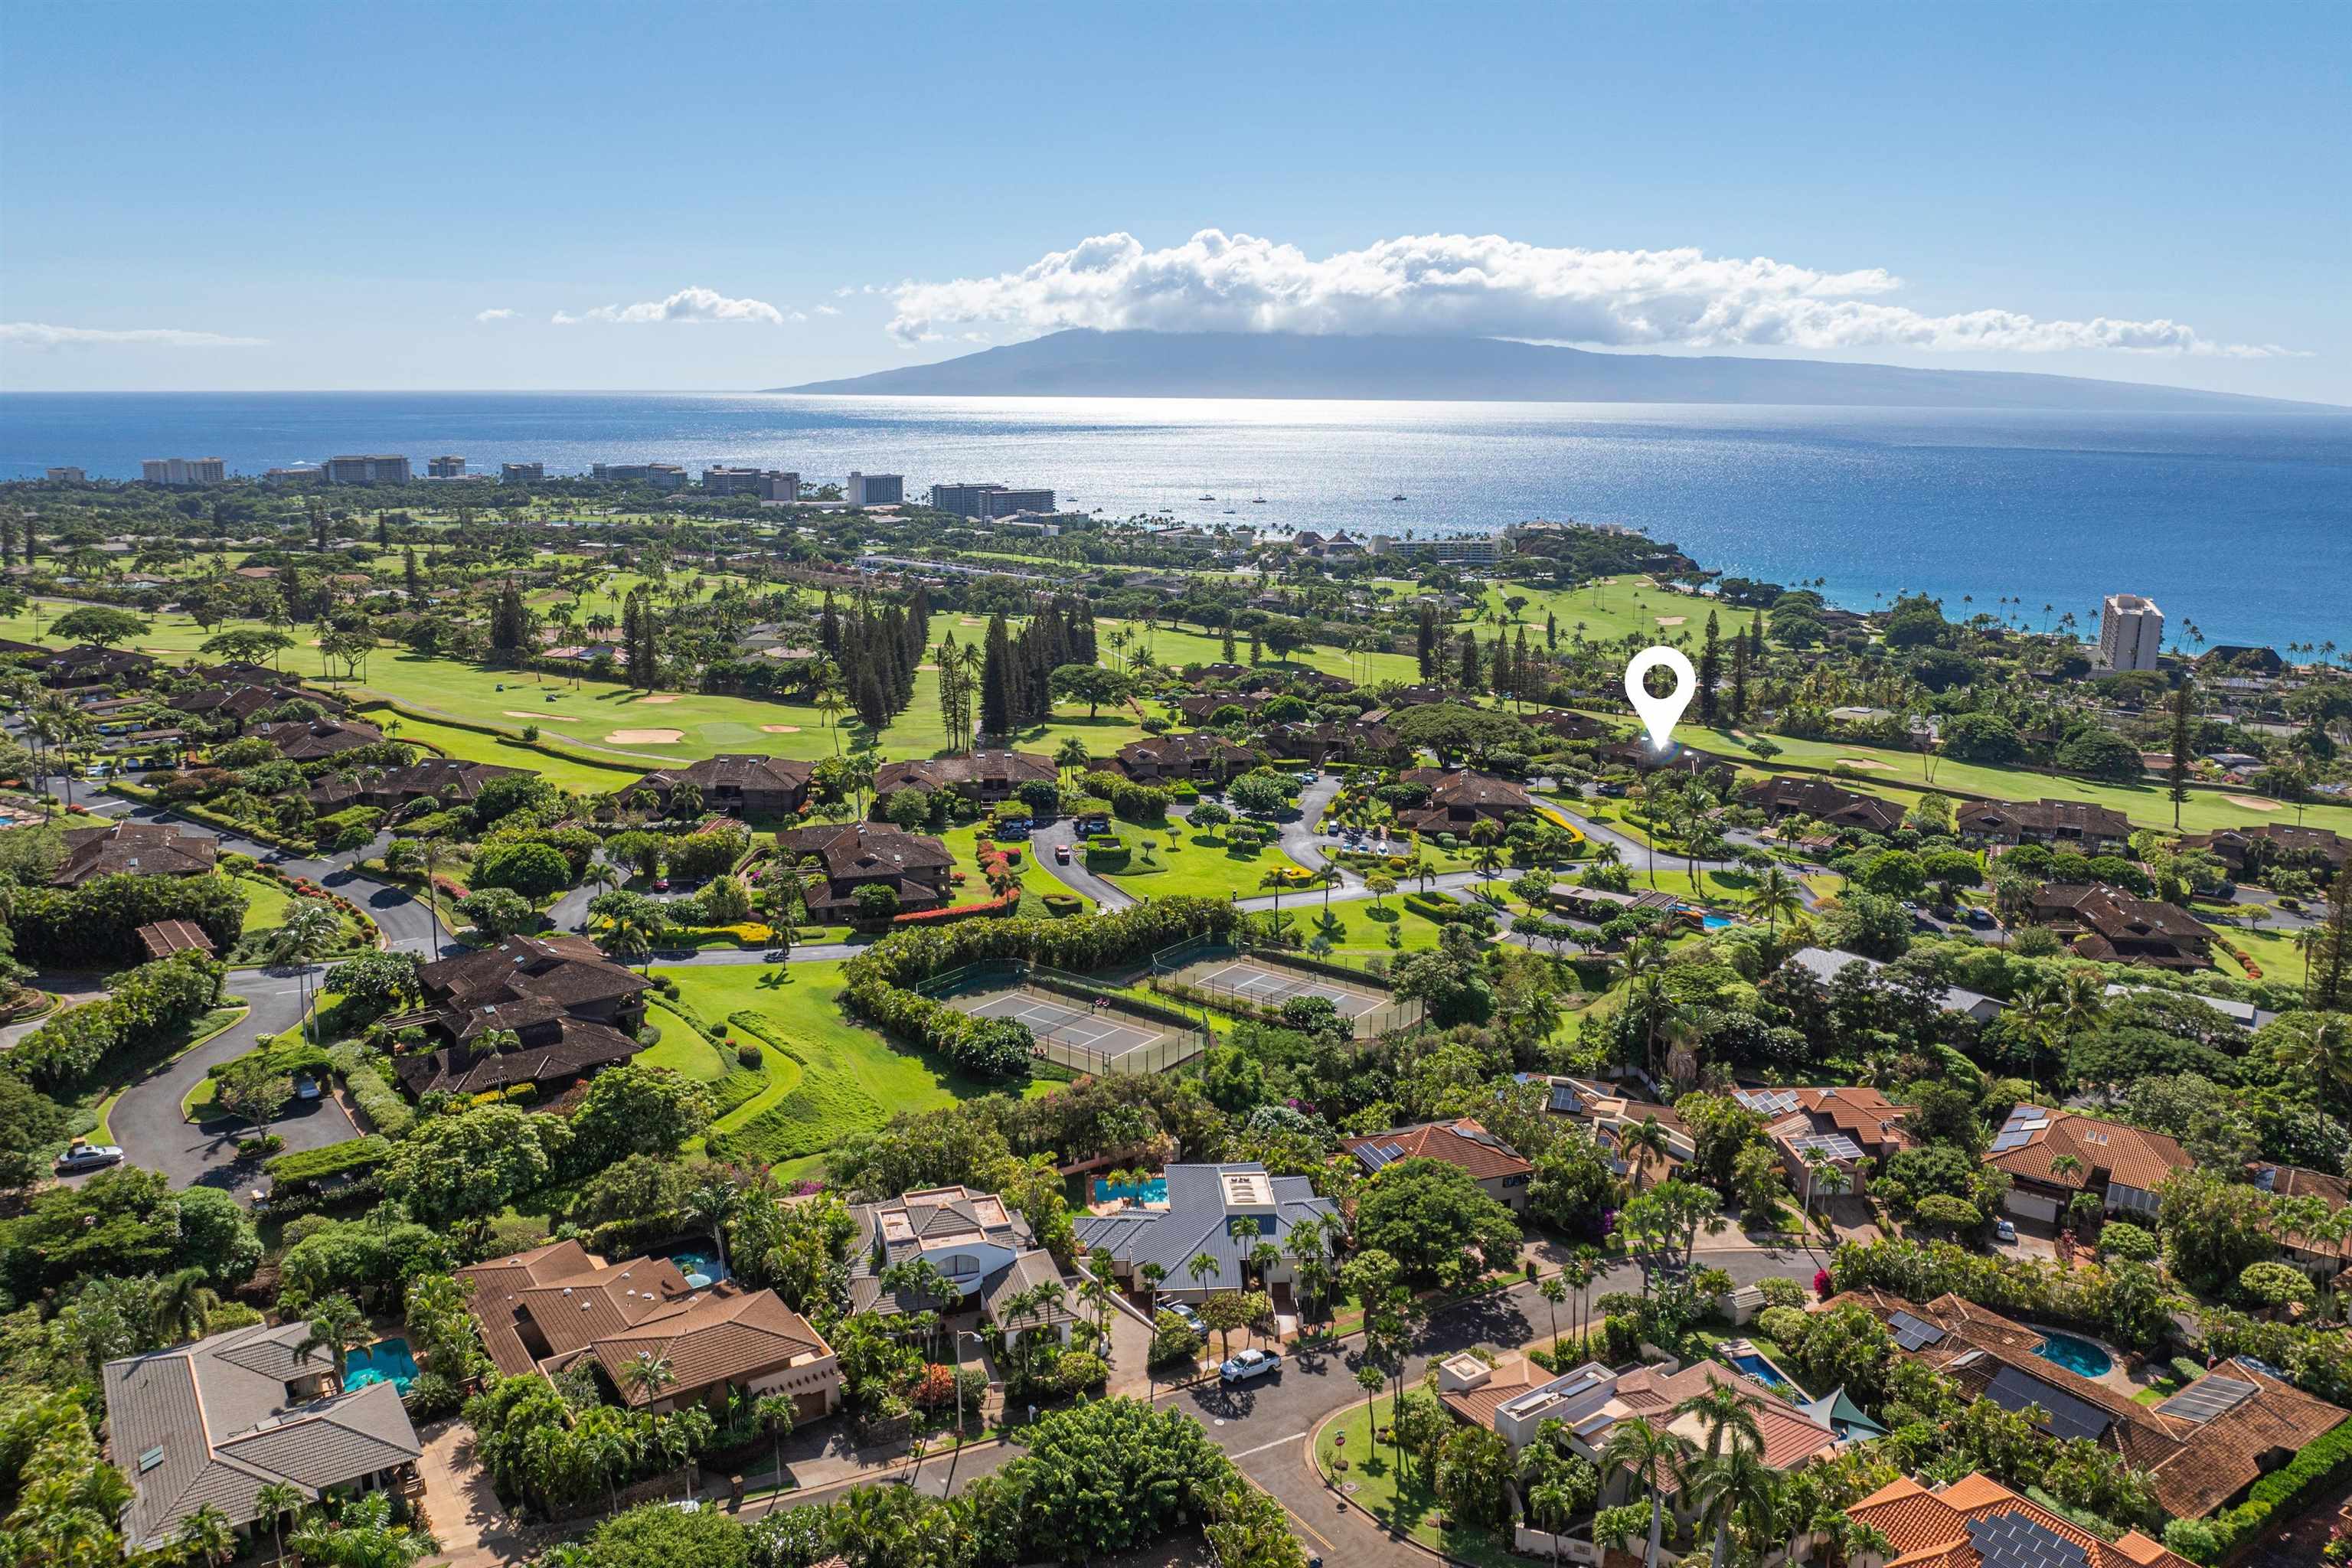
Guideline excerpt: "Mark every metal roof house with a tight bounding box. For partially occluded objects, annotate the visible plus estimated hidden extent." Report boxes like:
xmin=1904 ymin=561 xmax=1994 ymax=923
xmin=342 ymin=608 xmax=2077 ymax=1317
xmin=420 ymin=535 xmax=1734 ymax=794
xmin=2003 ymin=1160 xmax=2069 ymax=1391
xmin=1072 ymin=1163 xmax=1341 ymax=1303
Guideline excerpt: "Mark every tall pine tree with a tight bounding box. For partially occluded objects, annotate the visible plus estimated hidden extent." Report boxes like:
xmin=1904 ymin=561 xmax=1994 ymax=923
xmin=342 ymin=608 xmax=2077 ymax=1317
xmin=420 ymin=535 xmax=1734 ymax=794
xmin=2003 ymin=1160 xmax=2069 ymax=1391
xmin=1697 ymin=611 xmax=1722 ymax=724
xmin=979 ymin=615 xmax=1016 ymax=738
xmin=1730 ymin=635 xmax=1749 ymax=725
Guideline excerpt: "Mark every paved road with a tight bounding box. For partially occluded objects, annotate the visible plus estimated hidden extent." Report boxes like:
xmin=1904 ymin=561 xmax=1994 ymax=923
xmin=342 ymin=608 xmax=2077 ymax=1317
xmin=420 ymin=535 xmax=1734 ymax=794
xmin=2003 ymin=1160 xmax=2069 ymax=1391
xmin=54 ymin=964 xmax=360 ymax=1201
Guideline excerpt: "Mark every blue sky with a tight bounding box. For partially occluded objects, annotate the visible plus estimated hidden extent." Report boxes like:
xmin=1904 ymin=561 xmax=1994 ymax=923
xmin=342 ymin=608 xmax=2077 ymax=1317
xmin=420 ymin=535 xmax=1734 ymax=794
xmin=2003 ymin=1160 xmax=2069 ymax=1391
xmin=3 ymin=1 xmax=2346 ymax=400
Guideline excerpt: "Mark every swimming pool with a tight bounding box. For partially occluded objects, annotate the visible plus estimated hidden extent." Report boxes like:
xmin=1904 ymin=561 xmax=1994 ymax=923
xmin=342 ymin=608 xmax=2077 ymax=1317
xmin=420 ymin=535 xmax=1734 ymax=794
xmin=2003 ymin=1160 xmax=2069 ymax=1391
xmin=668 ymin=1250 xmax=725 ymax=1289
xmin=1700 ymin=915 xmax=1733 ymax=930
xmin=343 ymin=1338 xmax=418 ymax=1393
xmin=2033 ymin=1331 xmax=2114 ymax=1379
xmin=1095 ymin=1176 xmax=1168 ymax=1205
xmin=1726 ymin=1352 xmax=1798 ymax=1396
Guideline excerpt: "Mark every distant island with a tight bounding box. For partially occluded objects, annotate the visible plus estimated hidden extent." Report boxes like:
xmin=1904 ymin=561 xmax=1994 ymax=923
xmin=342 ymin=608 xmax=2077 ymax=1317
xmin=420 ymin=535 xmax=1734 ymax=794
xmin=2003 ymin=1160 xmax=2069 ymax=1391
xmin=776 ymin=328 xmax=2327 ymax=410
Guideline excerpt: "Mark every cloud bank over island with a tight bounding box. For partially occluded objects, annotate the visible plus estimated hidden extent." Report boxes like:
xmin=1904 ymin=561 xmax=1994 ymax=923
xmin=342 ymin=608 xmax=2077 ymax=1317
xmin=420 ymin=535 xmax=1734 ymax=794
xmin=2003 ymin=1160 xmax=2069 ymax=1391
xmin=2 ymin=322 xmax=267 ymax=348
xmin=553 ymin=286 xmax=799 ymax=327
xmin=884 ymin=229 xmax=2292 ymax=358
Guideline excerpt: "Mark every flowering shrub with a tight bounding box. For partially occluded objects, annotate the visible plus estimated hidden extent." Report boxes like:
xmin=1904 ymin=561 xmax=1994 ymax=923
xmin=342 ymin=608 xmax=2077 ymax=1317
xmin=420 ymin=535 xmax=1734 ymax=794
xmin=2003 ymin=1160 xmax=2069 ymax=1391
xmin=891 ymin=893 xmax=1019 ymax=926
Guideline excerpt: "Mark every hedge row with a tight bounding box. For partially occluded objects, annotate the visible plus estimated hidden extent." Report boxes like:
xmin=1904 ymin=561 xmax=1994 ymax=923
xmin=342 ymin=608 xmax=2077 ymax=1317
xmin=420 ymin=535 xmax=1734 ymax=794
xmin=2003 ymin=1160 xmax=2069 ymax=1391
xmin=329 ymin=1042 xmax=415 ymax=1137
xmin=891 ymin=892 xmax=1021 ymax=926
xmin=846 ymin=895 xmax=1240 ymax=990
xmin=266 ymin=1135 xmax=391 ymax=1188
xmin=2175 ymin=1416 xmax=2352 ymax=1561
xmin=841 ymin=978 xmax=1034 ymax=1081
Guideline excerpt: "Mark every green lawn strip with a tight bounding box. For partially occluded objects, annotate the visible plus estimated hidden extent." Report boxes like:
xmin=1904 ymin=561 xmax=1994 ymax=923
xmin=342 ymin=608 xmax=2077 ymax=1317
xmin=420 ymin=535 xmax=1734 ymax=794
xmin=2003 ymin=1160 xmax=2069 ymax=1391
xmin=1093 ymin=617 xmax=1423 ymax=688
xmin=1313 ymin=1403 xmax=1523 ymax=1568
xmin=666 ymin=961 xmax=1050 ymax=1169
xmin=639 ymin=1002 xmax=730 ymax=1080
xmin=236 ymin=872 xmax=298 ymax=938
xmin=934 ymin=822 xmax=1068 ymax=903
xmin=2211 ymin=922 xmax=2310 ymax=990
xmin=368 ymin=707 xmax=655 ymax=793
xmin=1102 ymin=825 xmax=1313 ymax=901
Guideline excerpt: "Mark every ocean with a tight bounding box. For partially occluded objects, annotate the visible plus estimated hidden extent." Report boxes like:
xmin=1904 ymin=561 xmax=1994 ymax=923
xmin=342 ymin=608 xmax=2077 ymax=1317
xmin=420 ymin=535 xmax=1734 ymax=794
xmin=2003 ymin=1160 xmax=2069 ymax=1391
xmin=2 ymin=391 xmax=2347 ymax=652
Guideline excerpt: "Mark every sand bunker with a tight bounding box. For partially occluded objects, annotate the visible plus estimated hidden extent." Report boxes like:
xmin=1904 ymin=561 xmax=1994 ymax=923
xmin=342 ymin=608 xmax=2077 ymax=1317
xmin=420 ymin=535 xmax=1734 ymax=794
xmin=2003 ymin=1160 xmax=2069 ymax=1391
xmin=605 ymin=729 xmax=685 ymax=745
xmin=958 ymin=618 xmax=982 ymax=626
xmin=1838 ymin=758 xmax=1895 ymax=770
xmin=637 ymin=693 xmax=679 ymax=705
xmin=917 ymin=663 xmax=939 ymax=671
xmin=1655 ymin=616 xmax=1687 ymax=627
xmin=506 ymin=710 xmax=580 ymax=721
xmin=2225 ymin=795 xmax=2284 ymax=812
xmin=760 ymin=725 xmax=802 ymax=734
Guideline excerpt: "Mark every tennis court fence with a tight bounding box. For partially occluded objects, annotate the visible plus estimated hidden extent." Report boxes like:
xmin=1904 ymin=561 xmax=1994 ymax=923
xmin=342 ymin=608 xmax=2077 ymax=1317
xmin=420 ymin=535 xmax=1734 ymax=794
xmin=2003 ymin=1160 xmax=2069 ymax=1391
xmin=913 ymin=959 xmax=1209 ymax=1074
xmin=1149 ymin=939 xmax=1424 ymax=1038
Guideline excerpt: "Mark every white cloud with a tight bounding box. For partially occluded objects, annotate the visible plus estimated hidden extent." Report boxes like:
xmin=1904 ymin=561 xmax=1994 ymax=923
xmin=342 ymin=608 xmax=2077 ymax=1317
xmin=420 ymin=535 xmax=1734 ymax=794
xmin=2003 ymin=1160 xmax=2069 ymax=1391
xmin=815 ymin=305 xmax=841 ymax=316
xmin=885 ymin=230 xmax=2291 ymax=357
xmin=475 ymin=307 xmax=519 ymax=323
xmin=2 ymin=321 xmax=266 ymax=348
xmin=551 ymin=285 xmax=787 ymax=326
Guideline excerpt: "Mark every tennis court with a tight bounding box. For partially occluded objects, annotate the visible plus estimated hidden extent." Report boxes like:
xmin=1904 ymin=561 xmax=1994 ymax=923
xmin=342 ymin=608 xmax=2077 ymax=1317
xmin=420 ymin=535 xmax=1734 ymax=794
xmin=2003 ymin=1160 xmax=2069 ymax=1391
xmin=1186 ymin=959 xmax=1386 ymax=1018
xmin=963 ymin=989 xmax=1168 ymax=1060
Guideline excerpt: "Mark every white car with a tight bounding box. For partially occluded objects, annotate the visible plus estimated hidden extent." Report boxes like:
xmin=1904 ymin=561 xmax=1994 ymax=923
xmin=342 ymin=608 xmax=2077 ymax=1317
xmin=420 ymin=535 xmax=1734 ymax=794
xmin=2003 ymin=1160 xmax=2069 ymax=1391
xmin=1994 ymin=1218 xmax=2018 ymax=1243
xmin=55 ymin=1143 xmax=125 ymax=1173
xmin=1220 ymin=1348 xmax=1282 ymax=1385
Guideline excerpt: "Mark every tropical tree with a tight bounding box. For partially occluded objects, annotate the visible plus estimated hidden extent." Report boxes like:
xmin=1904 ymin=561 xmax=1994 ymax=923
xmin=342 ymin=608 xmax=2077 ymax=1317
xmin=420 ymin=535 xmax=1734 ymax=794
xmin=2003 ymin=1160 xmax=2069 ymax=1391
xmin=754 ymin=1393 xmax=796 ymax=1488
xmin=622 ymin=1351 xmax=676 ymax=1406
xmin=154 ymin=1266 xmax=223 ymax=1343
xmin=1599 ymin=1415 xmax=1687 ymax=1568
xmin=1743 ymin=865 xmax=1803 ymax=939
xmin=296 ymin=1294 xmax=370 ymax=1387
xmin=1687 ymin=1446 xmax=1783 ymax=1568
xmin=682 ymin=1179 xmax=738 ymax=1279
xmin=253 ymin=1481 xmax=306 ymax=1564
xmin=175 ymin=1504 xmax=236 ymax=1567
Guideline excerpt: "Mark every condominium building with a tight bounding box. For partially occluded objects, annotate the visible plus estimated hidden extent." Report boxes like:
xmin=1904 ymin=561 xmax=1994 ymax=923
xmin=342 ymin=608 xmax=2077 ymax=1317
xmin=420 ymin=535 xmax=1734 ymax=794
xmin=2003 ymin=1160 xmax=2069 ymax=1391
xmin=1367 ymin=532 xmax=1505 ymax=565
xmin=2099 ymin=593 xmax=2164 ymax=671
xmin=758 ymin=471 xmax=801 ymax=502
xmin=44 ymin=466 xmax=86 ymax=483
xmin=322 ymin=454 xmax=413 ymax=485
xmin=140 ymin=457 xmax=227 ymax=485
xmin=427 ymin=456 xmax=466 ymax=478
xmin=848 ymin=471 xmax=904 ymax=506
xmin=701 ymin=466 xmax=764 ymax=495
xmin=500 ymin=462 xmax=544 ymax=484
xmin=928 ymin=482 xmax=1055 ymax=519
xmin=590 ymin=462 xmax=688 ymax=492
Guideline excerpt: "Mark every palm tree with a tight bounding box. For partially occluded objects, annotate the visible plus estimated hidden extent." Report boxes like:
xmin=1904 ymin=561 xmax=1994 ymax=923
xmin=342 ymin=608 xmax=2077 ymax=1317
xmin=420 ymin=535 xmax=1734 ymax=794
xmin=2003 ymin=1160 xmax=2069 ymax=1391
xmin=622 ymin=1351 xmax=676 ymax=1407
xmin=1600 ymin=1416 xmax=1687 ymax=1568
xmin=1673 ymin=1380 xmax=1762 ymax=1461
xmin=296 ymin=1294 xmax=370 ymax=1388
xmin=1537 ymin=1276 xmax=1566 ymax=1348
xmin=1743 ymin=864 xmax=1802 ymax=939
xmin=753 ymin=1393 xmax=796 ymax=1488
xmin=252 ymin=1481 xmax=306 ymax=1564
xmin=1054 ymin=735 xmax=1091 ymax=779
xmin=175 ymin=1504 xmax=236 ymax=1566
xmin=153 ymin=1267 xmax=221 ymax=1343
xmin=1688 ymin=1448 xmax=1781 ymax=1568
xmin=1529 ymin=1478 xmax=1576 ymax=1568
xmin=683 ymin=1179 xmax=738 ymax=1279
xmin=1626 ymin=1116 xmax=1674 ymax=1191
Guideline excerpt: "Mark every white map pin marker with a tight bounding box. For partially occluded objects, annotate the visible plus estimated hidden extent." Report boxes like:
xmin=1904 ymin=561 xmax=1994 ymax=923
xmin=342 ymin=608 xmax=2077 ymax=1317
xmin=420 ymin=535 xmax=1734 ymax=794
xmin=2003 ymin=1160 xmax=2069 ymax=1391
xmin=1625 ymin=645 xmax=1697 ymax=752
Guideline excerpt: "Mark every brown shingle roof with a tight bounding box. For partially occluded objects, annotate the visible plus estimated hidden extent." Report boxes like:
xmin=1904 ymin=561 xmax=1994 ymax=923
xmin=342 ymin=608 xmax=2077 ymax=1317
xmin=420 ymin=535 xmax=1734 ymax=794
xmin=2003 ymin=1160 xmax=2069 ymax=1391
xmin=1344 ymin=1119 xmax=1533 ymax=1183
xmin=875 ymin=750 xmax=1057 ymax=795
xmin=136 ymin=920 xmax=217 ymax=959
xmin=53 ymin=822 xmax=219 ymax=885
xmin=590 ymin=1285 xmax=829 ymax=1406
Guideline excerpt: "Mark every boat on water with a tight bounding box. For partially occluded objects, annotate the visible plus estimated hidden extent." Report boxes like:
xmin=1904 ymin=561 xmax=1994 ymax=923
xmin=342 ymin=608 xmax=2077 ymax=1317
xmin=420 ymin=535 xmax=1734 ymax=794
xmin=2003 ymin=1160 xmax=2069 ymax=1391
xmin=1391 ymin=493 xmax=1408 ymax=501
xmin=1199 ymin=493 xmax=1216 ymax=501
xmin=1252 ymin=495 xmax=1266 ymax=504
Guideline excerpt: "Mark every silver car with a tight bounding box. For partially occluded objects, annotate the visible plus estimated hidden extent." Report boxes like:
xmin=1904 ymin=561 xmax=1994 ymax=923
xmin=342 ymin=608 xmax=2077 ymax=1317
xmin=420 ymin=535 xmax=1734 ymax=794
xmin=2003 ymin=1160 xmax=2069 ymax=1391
xmin=55 ymin=1143 xmax=125 ymax=1173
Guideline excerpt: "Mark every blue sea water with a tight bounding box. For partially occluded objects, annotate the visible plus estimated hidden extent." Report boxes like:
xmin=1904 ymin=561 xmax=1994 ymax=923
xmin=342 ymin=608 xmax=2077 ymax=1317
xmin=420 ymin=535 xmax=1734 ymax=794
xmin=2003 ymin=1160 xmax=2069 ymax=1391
xmin=2 ymin=391 xmax=2345 ymax=651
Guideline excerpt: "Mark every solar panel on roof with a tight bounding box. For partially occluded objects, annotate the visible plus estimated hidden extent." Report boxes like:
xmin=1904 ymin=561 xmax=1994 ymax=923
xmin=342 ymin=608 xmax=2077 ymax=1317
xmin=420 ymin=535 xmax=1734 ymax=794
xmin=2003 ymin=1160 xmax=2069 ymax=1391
xmin=2156 ymin=1375 xmax=2259 ymax=1424
xmin=1358 ymin=1141 xmax=1408 ymax=1171
xmin=1985 ymin=1363 xmax=2112 ymax=1444
xmin=1966 ymin=1513 xmax=2090 ymax=1568
xmin=2239 ymin=1356 xmax=2290 ymax=1380
xmin=1988 ymin=1131 xmax=2029 ymax=1153
xmin=1889 ymin=1310 xmax=1949 ymax=1352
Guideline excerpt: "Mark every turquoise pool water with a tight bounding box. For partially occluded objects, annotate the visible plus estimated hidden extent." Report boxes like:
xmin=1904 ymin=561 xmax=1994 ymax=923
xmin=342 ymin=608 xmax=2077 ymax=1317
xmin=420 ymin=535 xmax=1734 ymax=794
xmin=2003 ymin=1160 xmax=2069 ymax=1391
xmin=1727 ymin=1352 xmax=1797 ymax=1395
xmin=344 ymin=1338 xmax=417 ymax=1393
xmin=1700 ymin=915 xmax=1733 ymax=929
xmin=1096 ymin=1176 xmax=1168 ymax=1204
xmin=2034 ymin=1331 xmax=2114 ymax=1379
xmin=668 ymin=1250 xmax=724 ymax=1288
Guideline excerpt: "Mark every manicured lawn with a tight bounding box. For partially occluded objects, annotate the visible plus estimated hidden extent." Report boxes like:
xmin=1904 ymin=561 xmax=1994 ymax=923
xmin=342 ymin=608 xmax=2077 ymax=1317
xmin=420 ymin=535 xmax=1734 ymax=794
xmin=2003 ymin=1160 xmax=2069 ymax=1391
xmin=1094 ymin=617 xmax=1423 ymax=688
xmin=1100 ymin=824 xmax=1313 ymax=901
xmin=1604 ymin=865 xmax=1761 ymax=904
xmin=369 ymin=707 xmax=653 ymax=793
xmin=236 ymin=872 xmax=297 ymax=939
xmin=1479 ymin=572 xmax=1728 ymax=651
xmin=1658 ymin=719 xmax=2352 ymax=840
xmin=1313 ymin=1403 xmax=1523 ymax=1568
xmin=639 ymin=1003 xmax=730 ymax=1080
xmin=2212 ymin=922 xmax=2311 ymax=991
xmin=933 ymin=822 xmax=1083 ymax=906
xmin=660 ymin=962 xmax=1050 ymax=1174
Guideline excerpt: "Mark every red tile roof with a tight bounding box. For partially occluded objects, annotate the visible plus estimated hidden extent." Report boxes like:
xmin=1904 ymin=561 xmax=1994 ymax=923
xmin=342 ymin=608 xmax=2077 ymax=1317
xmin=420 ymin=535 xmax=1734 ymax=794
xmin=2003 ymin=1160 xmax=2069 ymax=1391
xmin=1344 ymin=1119 xmax=1532 ymax=1183
xmin=1850 ymin=1473 xmax=2190 ymax=1568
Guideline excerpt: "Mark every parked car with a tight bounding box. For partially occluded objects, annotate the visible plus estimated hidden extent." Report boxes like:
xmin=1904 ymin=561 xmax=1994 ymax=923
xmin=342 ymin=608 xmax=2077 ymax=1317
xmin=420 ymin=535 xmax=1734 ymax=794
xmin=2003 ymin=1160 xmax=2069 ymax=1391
xmin=1299 ymin=771 xmax=1318 ymax=784
xmin=997 ymin=821 xmax=1031 ymax=840
xmin=764 ymin=949 xmax=791 ymax=962
xmin=1160 ymin=1301 xmax=1207 ymax=1336
xmin=55 ymin=1143 xmax=124 ymax=1173
xmin=1994 ymin=1217 xmax=2018 ymax=1243
xmin=1965 ymin=907 xmax=1997 ymax=927
xmin=1220 ymin=1348 xmax=1282 ymax=1385
xmin=653 ymin=877 xmax=671 ymax=892
xmin=292 ymin=1075 xmax=322 ymax=1101
xmin=1054 ymin=842 xmax=1072 ymax=864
